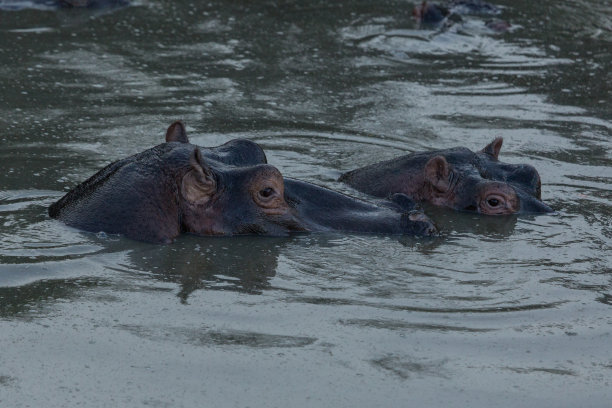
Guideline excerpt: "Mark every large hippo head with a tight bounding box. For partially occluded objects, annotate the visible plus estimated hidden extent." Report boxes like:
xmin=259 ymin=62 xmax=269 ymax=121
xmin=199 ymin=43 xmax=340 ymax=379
xmin=340 ymin=138 xmax=553 ymax=215
xmin=49 ymin=122 xmax=436 ymax=243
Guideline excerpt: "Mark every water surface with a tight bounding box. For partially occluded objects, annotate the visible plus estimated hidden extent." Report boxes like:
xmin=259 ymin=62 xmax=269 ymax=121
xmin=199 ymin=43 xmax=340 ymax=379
xmin=0 ymin=1 xmax=611 ymax=407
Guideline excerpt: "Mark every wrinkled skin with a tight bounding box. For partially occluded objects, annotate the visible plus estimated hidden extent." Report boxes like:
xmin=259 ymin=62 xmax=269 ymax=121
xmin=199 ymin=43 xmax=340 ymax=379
xmin=340 ymin=138 xmax=553 ymax=215
xmin=49 ymin=122 xmax=436 ymax=243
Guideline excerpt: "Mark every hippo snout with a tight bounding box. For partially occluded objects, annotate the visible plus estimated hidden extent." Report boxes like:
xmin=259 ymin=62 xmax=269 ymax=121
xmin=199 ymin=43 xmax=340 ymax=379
xmin=519 ymin=196 xmax=554 ymax=214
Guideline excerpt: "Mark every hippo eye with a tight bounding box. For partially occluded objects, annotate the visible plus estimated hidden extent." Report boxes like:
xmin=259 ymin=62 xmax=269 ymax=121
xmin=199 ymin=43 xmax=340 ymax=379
xmin=484 ymin=196 xmax=504 ymax=208
xmin=487 ymin=198 xmax=500 ymax=207
xmin=479 ymin=186 xmax=519 ymax=215
xmin=481 ymin=193 xmax=513 ymax=215
xmin=254 ymin=184 xmax=286 ymax=213
xmin=259 ymin=187 xmax=275 ymax=198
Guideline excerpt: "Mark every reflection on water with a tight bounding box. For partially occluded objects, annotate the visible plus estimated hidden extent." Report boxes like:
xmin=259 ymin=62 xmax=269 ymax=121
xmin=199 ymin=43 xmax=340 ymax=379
xmin=128 ymin=236 xmax=287 ymax=300
xmin=0 ymin=0 xmax=611 ymax=406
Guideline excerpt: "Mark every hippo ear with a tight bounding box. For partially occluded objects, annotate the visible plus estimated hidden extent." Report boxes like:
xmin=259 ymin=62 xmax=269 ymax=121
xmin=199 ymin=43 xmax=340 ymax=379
xmin=166 ymin=121 xmax=189 ymax=143
xmin=424 ymin=156 xmax=451 ymax=192
xmin=181 ymin=148 xmax=216 ymax=204
xmin=481 ymin=137 xmax=503 ymax=160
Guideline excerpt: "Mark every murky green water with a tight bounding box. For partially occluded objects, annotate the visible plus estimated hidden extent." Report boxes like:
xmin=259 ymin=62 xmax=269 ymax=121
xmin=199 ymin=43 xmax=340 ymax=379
xmin=1 ymin=1 xmax=611 ymax=406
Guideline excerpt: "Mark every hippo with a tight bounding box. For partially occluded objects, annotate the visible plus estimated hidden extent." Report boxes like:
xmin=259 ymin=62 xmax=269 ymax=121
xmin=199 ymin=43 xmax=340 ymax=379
xmin=413 ymin=0 xmax=509 ymax=32
xmin=340 ymin=138 xmax=553 ymax=215
xmin=413 ymin=1 xmax=452 ymax=25
xmin=49 ymin=122 xmax=436 ymax=243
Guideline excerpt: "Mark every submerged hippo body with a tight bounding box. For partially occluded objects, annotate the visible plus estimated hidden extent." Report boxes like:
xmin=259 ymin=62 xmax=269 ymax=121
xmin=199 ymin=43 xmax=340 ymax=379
xmin=340 ymin=138 xmax=553 ymax=215
xmin=50 ymin=122 xmax=435 ymax=243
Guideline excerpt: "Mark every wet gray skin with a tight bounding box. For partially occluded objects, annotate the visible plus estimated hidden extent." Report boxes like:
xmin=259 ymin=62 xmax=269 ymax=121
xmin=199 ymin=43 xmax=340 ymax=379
xmin=49 ymin=122 xmax=436 ymax=243
xmin=283 ymin=178 xmax=435 ymax=235
xmin=341 ymin=137 xmax=553 ymax=215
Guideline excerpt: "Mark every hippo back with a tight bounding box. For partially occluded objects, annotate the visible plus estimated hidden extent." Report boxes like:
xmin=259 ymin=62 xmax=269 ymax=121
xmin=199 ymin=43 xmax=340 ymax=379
xmin=49 ymin=143 xmax=191 ymax=243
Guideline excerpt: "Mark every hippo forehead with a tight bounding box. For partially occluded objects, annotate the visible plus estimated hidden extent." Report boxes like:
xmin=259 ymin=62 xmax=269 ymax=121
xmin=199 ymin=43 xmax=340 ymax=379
xmin=158 ymin=142 xmax=242 ymax=173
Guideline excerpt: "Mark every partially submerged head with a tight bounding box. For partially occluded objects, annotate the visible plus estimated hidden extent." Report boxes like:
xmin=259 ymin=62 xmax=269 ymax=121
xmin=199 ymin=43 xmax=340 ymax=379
xmin=49 ymin=121 xmax=304 ymax=242
xmin=341 ymin=137 xmax=553 ymax=215
xmin=421 ymin=137 xmax=551 ymax=214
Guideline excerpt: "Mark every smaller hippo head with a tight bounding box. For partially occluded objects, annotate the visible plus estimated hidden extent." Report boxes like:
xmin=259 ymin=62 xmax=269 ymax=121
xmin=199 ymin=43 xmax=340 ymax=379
xmin=421 ymin=138 xmax=551 ymax=214
xmin=340 ymin=138 xmax=553 ymax=215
